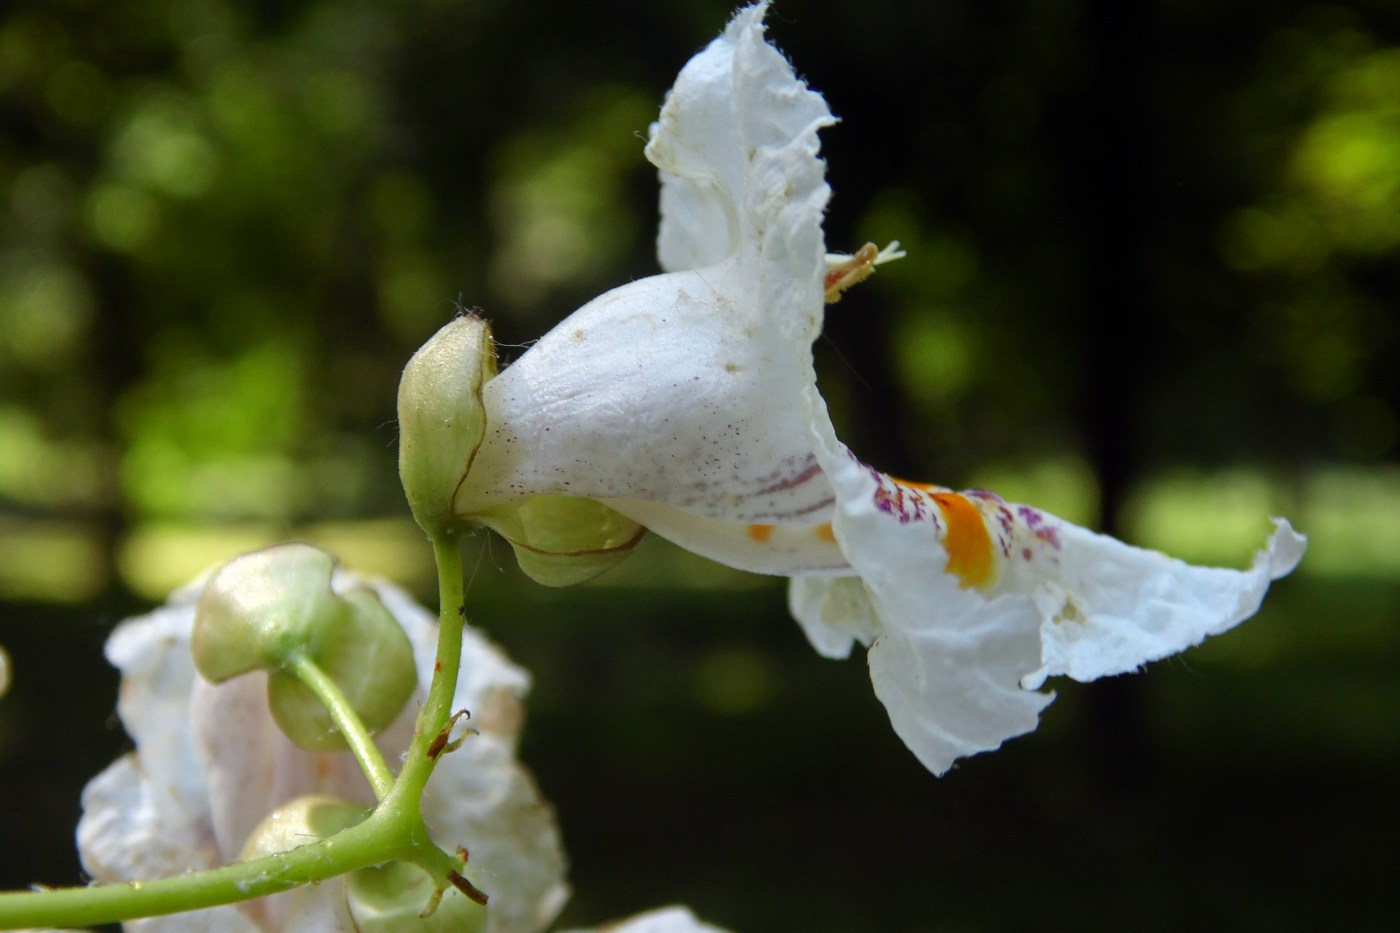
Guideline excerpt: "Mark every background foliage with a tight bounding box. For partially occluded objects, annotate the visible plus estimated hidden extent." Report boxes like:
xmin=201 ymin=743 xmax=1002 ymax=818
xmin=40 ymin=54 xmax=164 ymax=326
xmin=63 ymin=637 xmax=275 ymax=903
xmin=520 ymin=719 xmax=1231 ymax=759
xmin=1 ymin=0 xmax=1397 ymax=929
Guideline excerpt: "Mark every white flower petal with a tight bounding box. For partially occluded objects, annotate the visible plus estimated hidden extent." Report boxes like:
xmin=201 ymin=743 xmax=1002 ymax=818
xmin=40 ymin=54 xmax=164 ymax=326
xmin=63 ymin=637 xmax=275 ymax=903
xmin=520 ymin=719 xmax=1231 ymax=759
xmin=786 ymin=576 xmax=875 ymax=660
xmin=1014 ymin=515 xmax=1307 ymax=689
xmin=270 ymin=886 xmax=354 ymax=933
xmin=77 ymin=597 xmax=264 ymax=932
xmin=607 ymin=496 xmax=846 ymax=575
xmin=124 ymin=906 xmax=259 ymax=933
xmin=648 ymin=2 xmax=829 ymax=285
xmin=461 ymin=262 xmax=830 ymax=526
xmin=458 ymin=0 xmax=1306 ymax=780
xmin=101 ymin=588 xmax=211 ymax=833
xmin=805 ymin=391 xmax=1052 ymax=774
xmin=76 ymin=754 xmax=223 ymax=894
xmin=562 ymin=905 xmax=732 ymax=933
xmin=460 ymin=3 xmax=834 ymax=532
xmin=803 ymin=386 xmax=1306 ymax=773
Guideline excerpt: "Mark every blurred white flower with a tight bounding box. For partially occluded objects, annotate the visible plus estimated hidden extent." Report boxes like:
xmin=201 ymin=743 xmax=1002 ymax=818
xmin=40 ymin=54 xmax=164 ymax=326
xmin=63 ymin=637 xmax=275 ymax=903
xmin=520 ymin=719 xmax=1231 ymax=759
xmin=564 ymin=906 xmax=731 ymax=933
xmin=453 ymin=2 xmax=1306 ymax=775
xmin=76 ymin=557 xmax=568 ymax=933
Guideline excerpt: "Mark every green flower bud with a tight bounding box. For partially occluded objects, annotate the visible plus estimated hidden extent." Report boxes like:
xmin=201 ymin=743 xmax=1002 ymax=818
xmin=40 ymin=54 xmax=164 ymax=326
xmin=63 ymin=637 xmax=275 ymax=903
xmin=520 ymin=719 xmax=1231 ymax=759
xmin=478 ymin=495 xmax=646 ymax=587
xmin=237 ymin=794 xmax=367 ymax=861
xmin=193 ymin=543 xmax=418 ymax=752
xmin=193 ymin=544 xmax=342 ymax=682
xmin=399 ymin=315 xmax=497 ymax=536
xmin=347 ymin=860 xmax=488 ymax=932
xmin=266 ymin=584 xmax=418 ymax=751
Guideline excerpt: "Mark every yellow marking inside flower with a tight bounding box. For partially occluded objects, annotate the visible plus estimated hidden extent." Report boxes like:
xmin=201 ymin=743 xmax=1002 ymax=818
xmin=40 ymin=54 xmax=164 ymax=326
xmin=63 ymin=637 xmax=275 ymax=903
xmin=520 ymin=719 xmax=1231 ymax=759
xmin=814 ymin=522 xmax=836 ymax=543
xmin=747 ymin=523 xmax=775 ymax=542
xmin=930 ymin=492 xmax=997 ymax=590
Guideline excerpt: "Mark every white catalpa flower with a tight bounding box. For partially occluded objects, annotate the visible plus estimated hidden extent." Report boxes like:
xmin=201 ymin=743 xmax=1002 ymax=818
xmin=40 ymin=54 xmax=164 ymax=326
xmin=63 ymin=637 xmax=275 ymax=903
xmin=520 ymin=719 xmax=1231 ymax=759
xmin=76 ymin=558 xmax=568 ymax=933
xmin=453 ymin=2 xmax=1306 ymax=775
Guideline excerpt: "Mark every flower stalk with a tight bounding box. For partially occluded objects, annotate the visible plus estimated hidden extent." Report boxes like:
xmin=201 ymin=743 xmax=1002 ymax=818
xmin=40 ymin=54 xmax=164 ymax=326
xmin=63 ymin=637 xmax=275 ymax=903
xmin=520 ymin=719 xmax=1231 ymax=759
xmin=285 ymin=652 xmax=397 ymax=800
xmin=395 ymin=532 xmax=469 ymax=802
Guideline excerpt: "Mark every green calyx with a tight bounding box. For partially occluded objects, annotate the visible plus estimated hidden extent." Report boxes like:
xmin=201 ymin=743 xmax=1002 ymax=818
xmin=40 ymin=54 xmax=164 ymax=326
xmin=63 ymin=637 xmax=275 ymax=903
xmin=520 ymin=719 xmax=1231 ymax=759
xmin=398 ymin=314 xmax=497 ymax=537
xmin=477 ymin=494 xmax=646 ymax=587
xmin=347 ymin=861 xmax=487 ymax=932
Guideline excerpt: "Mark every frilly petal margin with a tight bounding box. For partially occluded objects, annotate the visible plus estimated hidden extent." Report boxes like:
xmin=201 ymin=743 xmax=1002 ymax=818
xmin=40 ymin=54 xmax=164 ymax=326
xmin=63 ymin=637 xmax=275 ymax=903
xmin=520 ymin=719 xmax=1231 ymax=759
xmin=1018 ymin=515 xmax=1306 ymax=690
xmin=649 ymin=0 xmax=831 ymax=290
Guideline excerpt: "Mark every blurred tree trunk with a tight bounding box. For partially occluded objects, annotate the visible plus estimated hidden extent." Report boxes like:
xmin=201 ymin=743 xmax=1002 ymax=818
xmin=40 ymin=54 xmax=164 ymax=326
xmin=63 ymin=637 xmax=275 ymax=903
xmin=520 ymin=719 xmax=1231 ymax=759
xmin=83 ymin=250 xmax=141 ymax=607
xmin=1066 ymin=0 xmax=1164 ymax=792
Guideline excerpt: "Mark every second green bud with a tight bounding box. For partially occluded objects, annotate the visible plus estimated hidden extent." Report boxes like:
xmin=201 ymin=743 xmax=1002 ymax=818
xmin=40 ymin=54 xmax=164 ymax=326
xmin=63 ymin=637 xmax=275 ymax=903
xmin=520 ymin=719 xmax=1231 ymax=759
xmin=192 ymin=543 xmax=418 ymax=751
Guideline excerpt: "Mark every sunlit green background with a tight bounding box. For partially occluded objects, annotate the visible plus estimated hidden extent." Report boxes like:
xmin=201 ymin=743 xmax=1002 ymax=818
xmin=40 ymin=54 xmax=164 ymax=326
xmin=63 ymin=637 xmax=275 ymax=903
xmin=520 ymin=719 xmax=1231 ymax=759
xmin=2 ymin=0 xmax=1397 ymax=929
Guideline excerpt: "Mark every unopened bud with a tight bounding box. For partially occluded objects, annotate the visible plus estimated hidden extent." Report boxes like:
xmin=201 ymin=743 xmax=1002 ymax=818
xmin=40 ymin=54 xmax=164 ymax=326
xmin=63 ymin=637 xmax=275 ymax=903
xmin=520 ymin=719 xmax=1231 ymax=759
xmin=193 ymin=544 xmax=418 ymax=751
xmin=238 ymin=794 xmax=367 ymax=861
xmin=398 ymin=315 xmax=497 ymax=536
xmin=347 ymin=860 xmax=488 ymax=932
xmin=193 ymin=544 xmax=342 ymax=682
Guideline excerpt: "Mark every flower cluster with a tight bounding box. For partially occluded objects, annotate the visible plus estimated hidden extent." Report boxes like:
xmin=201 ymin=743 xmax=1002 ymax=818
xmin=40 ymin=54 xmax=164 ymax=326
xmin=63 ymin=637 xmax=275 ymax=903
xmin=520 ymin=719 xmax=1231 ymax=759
xmin=77 ymin=551 xmax=568 ymax=933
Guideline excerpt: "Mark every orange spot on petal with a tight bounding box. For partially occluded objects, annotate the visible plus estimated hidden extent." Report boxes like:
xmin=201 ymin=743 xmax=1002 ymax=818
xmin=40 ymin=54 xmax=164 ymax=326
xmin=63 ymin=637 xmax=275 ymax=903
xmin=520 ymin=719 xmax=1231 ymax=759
xmin=815 ymin=522 xmax=836 ymax=543
xmin=747 ymin=523 xmax=775 ymax=542
xmin=931 ymin=492 xmax=997 ymax=590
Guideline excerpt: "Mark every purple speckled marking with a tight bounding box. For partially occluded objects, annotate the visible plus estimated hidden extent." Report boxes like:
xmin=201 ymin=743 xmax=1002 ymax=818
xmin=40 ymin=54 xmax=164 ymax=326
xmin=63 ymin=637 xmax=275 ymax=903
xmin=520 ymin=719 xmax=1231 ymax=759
xmin=1017 ymin=505 xmax=1062 ymax=549
xmin=994 ymin=505 xmax=1015 ymax=556
xmin=870 ymin=470 xmax=939 ymax=528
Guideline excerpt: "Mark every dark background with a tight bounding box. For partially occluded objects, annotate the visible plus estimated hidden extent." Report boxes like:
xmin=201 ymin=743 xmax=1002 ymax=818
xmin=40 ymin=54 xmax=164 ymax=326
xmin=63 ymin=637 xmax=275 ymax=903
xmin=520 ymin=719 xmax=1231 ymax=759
xmin=2 ymin=0 xmax=1398 ymax=929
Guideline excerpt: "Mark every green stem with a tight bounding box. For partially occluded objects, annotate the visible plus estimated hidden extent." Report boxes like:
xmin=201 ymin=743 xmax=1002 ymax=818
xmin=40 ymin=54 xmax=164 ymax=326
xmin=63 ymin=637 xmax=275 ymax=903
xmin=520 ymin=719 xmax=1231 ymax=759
xmin=286 ymin=653 xmax=396 ymax=799
xmin=0 ymin=805 xmax=434 ymax=928
xmin=396 ymin=532 xmax=467 ymax=799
